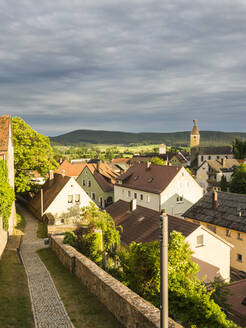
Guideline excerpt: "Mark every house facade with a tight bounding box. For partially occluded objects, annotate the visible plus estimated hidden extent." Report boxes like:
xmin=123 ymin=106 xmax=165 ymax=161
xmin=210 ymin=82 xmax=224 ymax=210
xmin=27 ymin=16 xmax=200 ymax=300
xmin=0 ymin=114 xmax=16 ymax=257
xmin=107 ymin=200 xmax=232 ymax=281
xmin=184 ymin=191 xmax=246 ymax=272
xmin=29 ymin=172 xmax=94 ymax=225
xmin=114 ymin=163 xmax=203 ymax=216
xmin=77 ymin=162 xmax=119 ymax=208
xmin=196 ymin=159 xmax=239 ymax=192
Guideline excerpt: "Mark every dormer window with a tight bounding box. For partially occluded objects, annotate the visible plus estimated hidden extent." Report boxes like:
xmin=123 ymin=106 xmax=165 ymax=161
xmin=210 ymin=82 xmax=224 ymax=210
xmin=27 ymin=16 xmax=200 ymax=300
xmin=148 ymin=177 xmax=153 ymax=183
xmin=134 ymin=176 xmax=139 ymax=181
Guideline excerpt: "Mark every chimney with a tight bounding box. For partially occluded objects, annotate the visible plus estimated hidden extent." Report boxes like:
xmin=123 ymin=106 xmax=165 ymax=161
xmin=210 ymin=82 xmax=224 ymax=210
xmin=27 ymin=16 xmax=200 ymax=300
xmin=146 ymin=162 xmax=151 ymax=169
xmin=237 ymin=208 xmax=242 ymax=217
xmin=49 ymin=170 xmax=54 ymax=180
xmin=212 ymin=191 xmax=218 ymax=209
xmin=131 ymin=199 xmax=137 ymax=211
xmin=61 ymin=169 xmax=65 ymax=177
xmin=221 ymin=158 xmax=226 ymax=167
xmin=96 ymin=160 xmax=100 ymax=172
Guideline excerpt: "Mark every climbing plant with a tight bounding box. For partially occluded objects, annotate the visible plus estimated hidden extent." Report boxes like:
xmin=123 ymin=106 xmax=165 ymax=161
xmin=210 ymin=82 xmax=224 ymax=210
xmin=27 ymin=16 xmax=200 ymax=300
xmin=0 ymin=160 xmax=15 ymax=230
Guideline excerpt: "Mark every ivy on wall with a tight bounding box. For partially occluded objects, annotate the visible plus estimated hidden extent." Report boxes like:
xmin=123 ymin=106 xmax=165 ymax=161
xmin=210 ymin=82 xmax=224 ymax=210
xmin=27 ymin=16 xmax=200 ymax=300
xmin=0 ymin=160 xmax=15 ymax=231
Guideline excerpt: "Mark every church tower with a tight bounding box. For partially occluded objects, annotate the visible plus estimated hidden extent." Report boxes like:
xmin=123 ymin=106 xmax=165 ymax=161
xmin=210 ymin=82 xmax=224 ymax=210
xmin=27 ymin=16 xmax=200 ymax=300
xmin=190 ymin=120 xmax=200 ymax=167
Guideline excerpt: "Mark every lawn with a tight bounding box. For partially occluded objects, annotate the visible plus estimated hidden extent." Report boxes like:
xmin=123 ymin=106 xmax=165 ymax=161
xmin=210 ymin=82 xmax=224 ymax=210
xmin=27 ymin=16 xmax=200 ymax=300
xmin=38 ymin=248 xmax=124 ymax=328
xmin=37 ymin=222 xmax=48 ymax=238
xmin=0 ymin=250 xmax=34 ymax=328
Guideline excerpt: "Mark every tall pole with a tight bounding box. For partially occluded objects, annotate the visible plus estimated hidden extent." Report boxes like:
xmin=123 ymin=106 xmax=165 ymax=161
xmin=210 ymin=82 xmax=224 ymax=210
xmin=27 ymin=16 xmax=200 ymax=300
xmin=160 ymin=210 xmax=168 ymax=328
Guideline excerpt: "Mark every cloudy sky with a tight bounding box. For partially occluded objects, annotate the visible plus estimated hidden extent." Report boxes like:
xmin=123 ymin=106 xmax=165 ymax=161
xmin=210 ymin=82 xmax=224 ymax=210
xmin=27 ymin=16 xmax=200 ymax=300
xmin=1 ymin=0 xmax=246 ymax=136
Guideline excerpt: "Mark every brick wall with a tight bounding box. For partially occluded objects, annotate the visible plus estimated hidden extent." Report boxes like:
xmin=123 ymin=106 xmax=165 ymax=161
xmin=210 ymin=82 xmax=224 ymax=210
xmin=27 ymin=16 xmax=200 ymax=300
xmin=51 ymin=236 xmax=183 ymax=328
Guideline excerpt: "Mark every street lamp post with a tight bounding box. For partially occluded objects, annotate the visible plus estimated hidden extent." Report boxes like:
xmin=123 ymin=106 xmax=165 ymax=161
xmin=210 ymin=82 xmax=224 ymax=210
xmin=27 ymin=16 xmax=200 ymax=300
xmin=160 ymin=210 xmax=168 ymax=328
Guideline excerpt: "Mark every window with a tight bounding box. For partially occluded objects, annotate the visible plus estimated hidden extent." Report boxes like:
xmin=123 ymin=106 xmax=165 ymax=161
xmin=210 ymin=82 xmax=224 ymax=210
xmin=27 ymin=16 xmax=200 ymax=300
xmin=196 ymin=235 xmax=204 ymax=246
xmin=88 ymin=180 xmax=91 ymax=187
xmin=176 ymin=195 xmax=184 ymax=203
xmin=128 ymin=191 xmax=131 ymax=197
xmin=237 ymin=254 xmax=242 ymax=262
xmin=148 ymin=177 xmax=153 ymax=183
xmin=201 ymin=156 xmax=204 ymax=162
xmin=91 ymin=192 xmax=96 ymax=200
xmin=208 ymin=156 xmax=211 ymax=160
xmin=134 ymin=176 xmax=139 ymax=181
xmin=75 ymin=194 xmax=80 ymax=203
xmin=237 ymin=232 xmax=243 ymax=240
xmin=99 ymin=196 xmax=103 ymax=207
xmin=146 ymin=195 xmax=150 ymax=203
xmin=68 ymin=195 xmax=73 ymax=204
xmin=82 ymin=179 xmax=86 ymax=186
xmin=140 ymin=194 xmax=143 ymax=201
xmin=207 ymin=224 xmax=216 ymax=233
xmin=226 ymin=229 xmax=231 ymax=237
xmin=217 ymin=156 xmax=220 ymax=160
xmin=134 ymin=193 xmax=137 ymax=199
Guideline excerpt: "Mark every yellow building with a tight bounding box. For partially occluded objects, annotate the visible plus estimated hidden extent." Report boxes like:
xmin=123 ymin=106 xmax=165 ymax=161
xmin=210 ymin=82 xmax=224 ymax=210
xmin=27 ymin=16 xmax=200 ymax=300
xmin=184 ymin=191 xmax=246 ymax=272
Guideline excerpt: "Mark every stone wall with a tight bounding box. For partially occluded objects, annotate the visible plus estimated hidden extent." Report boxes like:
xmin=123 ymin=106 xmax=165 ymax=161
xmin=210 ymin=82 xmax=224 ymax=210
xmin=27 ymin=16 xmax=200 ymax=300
xmin=51 ymin=236 xmax=183 ymax=328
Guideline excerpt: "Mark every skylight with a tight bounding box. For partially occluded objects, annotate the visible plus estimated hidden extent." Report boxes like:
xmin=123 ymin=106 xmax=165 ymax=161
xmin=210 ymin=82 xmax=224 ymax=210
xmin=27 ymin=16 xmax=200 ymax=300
xmin=148 ymin=177 xmax=153 ymax=183
xmin=134 ymin=175 xmax=139 ymax=180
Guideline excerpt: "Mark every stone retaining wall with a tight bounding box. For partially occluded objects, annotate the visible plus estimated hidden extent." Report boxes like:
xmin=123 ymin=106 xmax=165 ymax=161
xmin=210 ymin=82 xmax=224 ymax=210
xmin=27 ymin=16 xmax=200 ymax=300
xmin=51 ymin=235 xmax=183 ymax=328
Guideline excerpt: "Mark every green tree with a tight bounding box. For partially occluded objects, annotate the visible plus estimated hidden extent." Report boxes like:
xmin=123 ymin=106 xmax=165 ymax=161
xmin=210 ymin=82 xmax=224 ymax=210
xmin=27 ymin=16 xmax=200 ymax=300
xmin=220 ymin=175 xmax=228 ymax=192
xmin=230 ymin=164 xmax=246 ymax=194
xmin=12 ymin=117 xmax=58 ymax=192
xmin=232 ymin=138 xmax=246 ymax=159
xmin=151 ymin=157 xmax=167 ymax=165
xmin=0 ymin=160 xmax=15 ymax=230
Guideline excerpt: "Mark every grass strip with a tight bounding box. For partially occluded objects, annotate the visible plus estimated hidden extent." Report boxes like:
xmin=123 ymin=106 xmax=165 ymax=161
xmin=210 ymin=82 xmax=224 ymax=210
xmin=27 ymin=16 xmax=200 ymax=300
xmin=38 ymin=248 xmax=124 ymax=328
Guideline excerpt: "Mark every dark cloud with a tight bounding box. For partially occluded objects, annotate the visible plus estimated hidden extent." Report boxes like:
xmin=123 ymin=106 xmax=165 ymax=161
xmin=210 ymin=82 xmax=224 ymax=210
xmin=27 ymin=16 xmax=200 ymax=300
xmin=0 ymin=0 xmax=246 ymax=136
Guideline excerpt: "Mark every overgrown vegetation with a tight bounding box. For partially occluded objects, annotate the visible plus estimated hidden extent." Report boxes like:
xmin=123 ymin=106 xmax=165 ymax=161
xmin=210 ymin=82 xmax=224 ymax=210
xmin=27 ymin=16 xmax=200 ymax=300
xmin=232 ymin=138 xmax=246 ymax=159
xmin=12 ymin=117 xmax=58 ymax=193
xmin=230 ymin=164 xmax=246 ymax=194
xmin=0 ymin=250 xmax=34 ymax=327
xmin=36 ymin=222 xmax=48 ymax=238
xmin=37 ymin=248 xmax=123 ymax=328
xmin=0 ymin=160 xmax=15 ymax=231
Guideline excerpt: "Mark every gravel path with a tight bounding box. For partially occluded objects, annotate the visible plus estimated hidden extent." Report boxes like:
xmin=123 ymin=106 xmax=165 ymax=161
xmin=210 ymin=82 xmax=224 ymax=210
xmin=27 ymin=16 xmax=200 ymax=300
xmin=18 ymin=205 xmax=74 ymax=328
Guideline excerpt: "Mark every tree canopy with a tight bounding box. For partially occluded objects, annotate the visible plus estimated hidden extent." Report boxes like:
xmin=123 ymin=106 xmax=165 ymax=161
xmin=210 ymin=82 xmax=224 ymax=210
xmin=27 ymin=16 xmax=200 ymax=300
xmin=230 ymin=164 xmax=246 ymax=194
xmin=12 ymin=117 xmax=58 ymax=192
xmin=232 ymin=138 xmax=246 ymax=159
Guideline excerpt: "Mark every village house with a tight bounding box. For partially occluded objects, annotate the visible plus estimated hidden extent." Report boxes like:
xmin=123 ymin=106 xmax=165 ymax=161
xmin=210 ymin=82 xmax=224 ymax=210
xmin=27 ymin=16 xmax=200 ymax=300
xmin=29 ymin=171 xmax=94 ymax=226
xmin=114 ymin=163 xmax=203 ymax=216
xmin=77 ymin=162 xmax=120 ymax=208
xmin=167 ymin=151 xmax=190 ymax=167
xmin=107 ymin=199 xmax=232 ymax=281
xmin=56 ymin=160 xmax=87 ymax=178
xmin=190 ymin=120 xmax=234 ymax=167
xmin=129 ymin=144 xmax=168 ymax=165
xmin=196 ymin=158 xmax=240 ymax=192
xmin=0 ymin=114 xmax=16 ymax=257
xmin=184 ymin=191 xmax=246 ymax=272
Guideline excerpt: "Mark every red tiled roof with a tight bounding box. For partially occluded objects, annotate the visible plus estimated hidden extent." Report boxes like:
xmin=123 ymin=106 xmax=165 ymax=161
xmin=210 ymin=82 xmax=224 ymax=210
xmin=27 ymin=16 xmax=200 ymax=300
xmin=107 ymin=200 xmax=199 ymax=245
xmin=112 ymin=158 xmax=130 ymax=164
xmin=0 ymin=114 xmax=10 ymax=151
xmin=29 ymin=173 xmax=70 ymax=215
xmin=56 ymin=160 xmax=86 ymax=177
xmin=116 ymin=163 xmax=181 ymax=194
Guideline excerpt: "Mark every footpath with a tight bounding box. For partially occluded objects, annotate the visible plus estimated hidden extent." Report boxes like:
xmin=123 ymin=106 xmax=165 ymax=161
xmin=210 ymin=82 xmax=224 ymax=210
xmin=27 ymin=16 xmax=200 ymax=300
xmin=18 ymin=205 xmax=74 ymax=328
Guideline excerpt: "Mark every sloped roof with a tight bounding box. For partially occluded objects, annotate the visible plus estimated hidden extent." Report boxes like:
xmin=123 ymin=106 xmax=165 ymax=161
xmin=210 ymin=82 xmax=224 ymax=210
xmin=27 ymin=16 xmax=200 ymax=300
xmin=112 ymin=158 xmax=130 ymax=164
xmin=29 ymin=173 xmax=70 ymax=214
xmin=56 ymin=160 xmax=86 ymax=177
xmin=107 ymin=200 xmax=199 ymax=245
xmin=205 ymin=159 xmax=240 ymax=172
xmin=184 ymin=191 xmax=246 ymax=233
xmin=116 ymin=163 xmax=181 ymax=194
xmin=199 ymin=146 xmax=233 ymax=155
xmin=0 ymin=114 xmax=10 ymax=151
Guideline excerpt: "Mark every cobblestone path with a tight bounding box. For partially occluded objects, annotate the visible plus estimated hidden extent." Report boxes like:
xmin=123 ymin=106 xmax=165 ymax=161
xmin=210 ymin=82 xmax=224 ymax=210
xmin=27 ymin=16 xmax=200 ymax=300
xmin=18 ymin=205 xmax=74 ymax=328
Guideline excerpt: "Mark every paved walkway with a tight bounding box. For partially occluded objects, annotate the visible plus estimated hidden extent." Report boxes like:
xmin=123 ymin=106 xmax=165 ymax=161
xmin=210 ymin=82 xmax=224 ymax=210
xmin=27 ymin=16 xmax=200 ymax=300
xmin=18 ymin=205 xmax=74 ymax=328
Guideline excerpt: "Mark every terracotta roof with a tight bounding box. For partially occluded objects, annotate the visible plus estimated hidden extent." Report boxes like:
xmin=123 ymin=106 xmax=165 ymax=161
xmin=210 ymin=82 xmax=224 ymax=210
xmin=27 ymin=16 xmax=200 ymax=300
xmin=56 ymin=160 xmax=86 ymax=177
xmin=184 ymin=191 xmax=246 ymax=233
xmin=116 ymin=163 xmax=181 ymax=194
xmin=106 ymin=200 xmax=199 ymax=245
xmin=199 ymin=146 xmax=233 ymax=155
xmin=29 ymin=173 xmax=70 ymax=214
xmin=112 ymin=158 xmax=130 ymax=164
xmin=0 ymin=114 xmax=10 ymax=151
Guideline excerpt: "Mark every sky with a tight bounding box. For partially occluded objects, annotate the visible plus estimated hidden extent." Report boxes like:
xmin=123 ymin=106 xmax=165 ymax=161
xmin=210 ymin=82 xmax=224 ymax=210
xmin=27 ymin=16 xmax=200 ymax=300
xmin=1 ymin=0 xmax=246 ymax=136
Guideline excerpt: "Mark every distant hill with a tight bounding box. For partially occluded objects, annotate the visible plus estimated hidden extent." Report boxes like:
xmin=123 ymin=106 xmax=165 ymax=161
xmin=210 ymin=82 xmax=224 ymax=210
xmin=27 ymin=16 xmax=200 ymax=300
xmin=50 ymin=129 xmax=246 ymax=146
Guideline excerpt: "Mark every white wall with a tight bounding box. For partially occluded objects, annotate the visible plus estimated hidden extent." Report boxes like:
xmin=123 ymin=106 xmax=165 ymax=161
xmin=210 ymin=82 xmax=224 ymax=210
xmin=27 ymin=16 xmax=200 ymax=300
xmin=186 ymin=226 xmax=231 ymax=282
xmin=45 ymin=178 xmax=95 ymax=221
xmin=197 ymin=154 xmax=233 ymax=167
xmin=196 ymin=162 xmax=209 ymax=192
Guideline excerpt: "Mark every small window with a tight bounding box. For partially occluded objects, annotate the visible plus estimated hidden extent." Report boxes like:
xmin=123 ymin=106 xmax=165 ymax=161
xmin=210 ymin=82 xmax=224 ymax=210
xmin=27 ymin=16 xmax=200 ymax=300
xmin=201 ymin=156 xmax=204 ymax=162
xmin=226 ymin=229 xmax=231 ymax=237
xmin=99 ymin=196 xmax=103 ymax=207
xmin=91 ymin=192 xmax=96 ymax=200
xmin=208 ymin=156 xmax=211 ymax=160
xmin=88 ymin=180 xmax=91 ymax=187
xmin=134 ymin=193 xmax=137 ymax=199
xmin=128 ymin=191 xmax=131 ymax=197
xmin=134 ymin=176 xmax=139 ymax=181
xmin=68 ymin=195 xmax=73 ymax=204
xmin=207 ymin=224 xmax=216 ymax=233
xmin=176 ymin=195 xmax=184 ymax=203
xmin=196 ymin=235 xmax=204 ymax=246
xmin=146 ymin=195 xmax=150 ymax=203
xmin=148 ymin=177 xmax=153 ymax=183
xmin=237 ymin=254 xmax=242 ymax=262
xmin=75 ymin=194 xmax=80 ymax=203
xmin=217 ymin=156 xmax=220 ymax=160
xmin=140 ymin=194 xmax=143 ymax=201
xmin=82 ymin=179 xmax=86 ymax=186
xmin=237 ymin=232 xmax=243 ymax=240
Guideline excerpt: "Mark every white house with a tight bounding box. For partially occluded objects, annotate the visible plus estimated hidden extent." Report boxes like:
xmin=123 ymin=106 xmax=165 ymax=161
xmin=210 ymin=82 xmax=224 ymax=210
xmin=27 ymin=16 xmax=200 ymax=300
xmin=114 ymin=163 xmax=203 ymax=216
xmin=107 ymin=200 xmax=232 ymax=282
xmin=29 ymin=171 xmax=95 ymax=225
